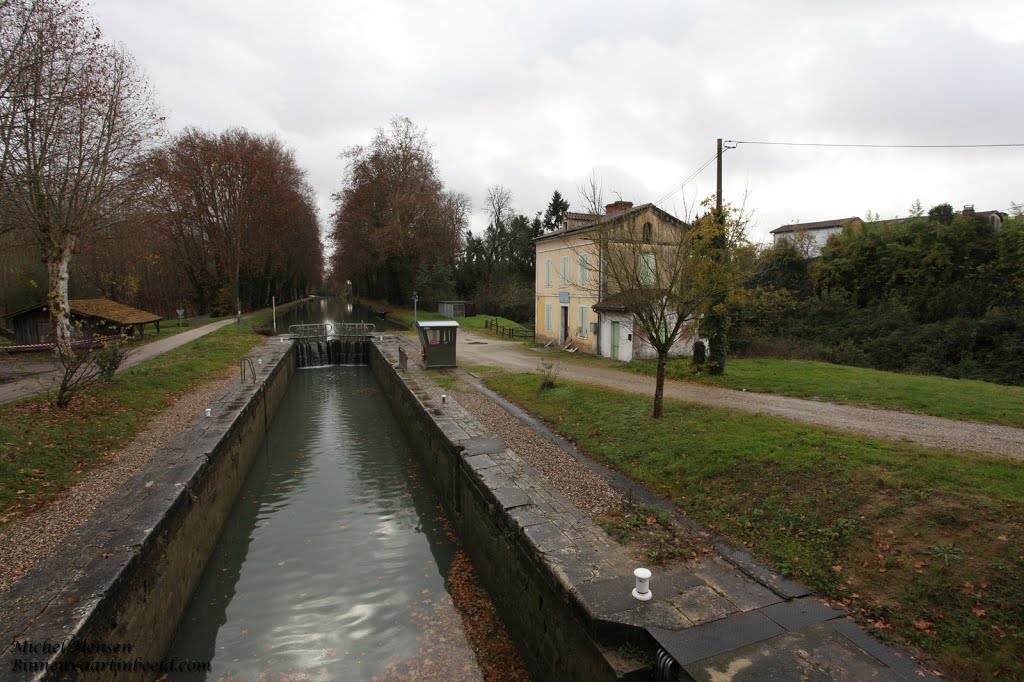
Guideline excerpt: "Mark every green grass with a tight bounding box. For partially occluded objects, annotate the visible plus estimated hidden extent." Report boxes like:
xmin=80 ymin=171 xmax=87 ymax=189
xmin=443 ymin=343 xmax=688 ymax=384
xmin=0 ymin=317 xmax=266 ymax=527
xmin=457 ymin=315 xmax=525 ymax=332
xmin=627 ymin=357 xmax=1024 ymax=428
xmin=484 ymin=371 xmax=1024 ymax=679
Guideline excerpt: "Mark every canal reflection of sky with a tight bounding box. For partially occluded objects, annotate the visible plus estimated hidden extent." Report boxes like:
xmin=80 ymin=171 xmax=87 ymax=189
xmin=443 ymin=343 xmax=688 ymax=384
xmin=166 ymin=367 xmax=481 ymax=681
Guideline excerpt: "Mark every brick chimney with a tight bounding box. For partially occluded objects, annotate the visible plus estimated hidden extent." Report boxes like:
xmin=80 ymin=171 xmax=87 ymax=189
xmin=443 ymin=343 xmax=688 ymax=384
xmin=962 ymin=204 xmax=975 ymax=215
xmin=605 ymin=200 xmax=633 ymax=216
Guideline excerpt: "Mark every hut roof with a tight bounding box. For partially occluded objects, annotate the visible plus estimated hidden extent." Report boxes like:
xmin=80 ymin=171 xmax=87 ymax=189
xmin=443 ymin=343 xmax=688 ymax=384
xmin=4 ymin=298 xmax=161 ymax=325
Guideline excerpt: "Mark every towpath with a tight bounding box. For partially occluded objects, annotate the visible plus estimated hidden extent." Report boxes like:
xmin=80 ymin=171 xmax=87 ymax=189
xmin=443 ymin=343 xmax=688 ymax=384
xmin=455 ymin=330 xmax=1024 ymax=460
xmin=0 ymin=298 xmax=311 ymax=406
xmin=0 ymin=318 xmax=237 ymax=405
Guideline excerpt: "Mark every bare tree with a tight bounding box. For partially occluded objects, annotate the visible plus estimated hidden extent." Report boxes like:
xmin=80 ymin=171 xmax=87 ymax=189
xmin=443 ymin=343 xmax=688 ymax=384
xmin=0 ymin=0 xmax=163 ymax=405
xmin=576 ymin=180 xmax=747 ymax=417
xmin=481 ymin=184 xmax=514 ymax=275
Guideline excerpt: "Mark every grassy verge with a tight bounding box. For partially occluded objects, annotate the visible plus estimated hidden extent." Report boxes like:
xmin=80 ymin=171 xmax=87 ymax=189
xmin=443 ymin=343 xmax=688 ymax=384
xmin=627 ymin=357 xmax=1024 ymax=428
xmin=0 ymin=318 xmax=266 ymax=527
xmin=483 ymin=371 xmax=1024 ymax=679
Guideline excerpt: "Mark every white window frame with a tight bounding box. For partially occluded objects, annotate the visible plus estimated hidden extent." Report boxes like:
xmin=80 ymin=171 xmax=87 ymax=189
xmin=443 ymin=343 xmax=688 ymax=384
xmin=545 ymin=259 xmax=552 ymax=287
xmin=577 ymin=305 xmax=587 ymax=338
xmin=560 ymin=255 xmax=569 ymax=287
xmin=544 ymin=303 xmax=552 ymax=332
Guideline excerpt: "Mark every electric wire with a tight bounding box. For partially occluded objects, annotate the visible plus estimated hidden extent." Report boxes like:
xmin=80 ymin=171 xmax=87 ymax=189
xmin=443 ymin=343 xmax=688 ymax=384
xmin=725 ymin=140 xmax=1024 ymax=149
xmin=654 ymin=152 xmax=719 ymax=207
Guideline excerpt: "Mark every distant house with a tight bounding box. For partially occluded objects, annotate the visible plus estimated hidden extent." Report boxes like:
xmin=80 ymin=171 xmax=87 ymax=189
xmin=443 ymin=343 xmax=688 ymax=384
xmin=4 ymin=298 xmax=162 ymax=346
xmin=534 ymin=200 xmax=701 ymax=361
xmin=770 ymin=217 xmax=863 ymax=257
xmin=960 ymin=205 xmax=1007 ymax=230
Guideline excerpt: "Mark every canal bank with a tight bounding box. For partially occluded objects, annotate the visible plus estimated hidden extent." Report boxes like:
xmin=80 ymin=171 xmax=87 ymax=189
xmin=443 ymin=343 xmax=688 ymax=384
xmin=0 ymin=338 xmax=295 ymax=679
xmin=369 ymin=335 xmax=936 ymax=681
xmin=0 ymin=329 xmax=931 ymax=681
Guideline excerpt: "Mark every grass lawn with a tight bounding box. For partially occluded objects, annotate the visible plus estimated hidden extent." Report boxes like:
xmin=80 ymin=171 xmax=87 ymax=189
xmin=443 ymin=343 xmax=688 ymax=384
xmin=0 ymin=317 xmax=267 ymax=528
xmin=484 ymin=371 xmax=1024 ymax=679
xmin=457 ymin=314 xmax=524 ymax=332
xmin=627 ymin=357 xmax=1024 ymax=428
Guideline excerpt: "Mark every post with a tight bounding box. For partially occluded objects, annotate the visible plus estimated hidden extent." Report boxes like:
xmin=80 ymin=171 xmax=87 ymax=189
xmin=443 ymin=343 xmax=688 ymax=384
xmin=716 ymin=137 xmax=723 ymax=218
xmin=413 ymin=291 xmax=418 ymax=324
xmin=272 ymin=296 xmax=276 ymax=334
xmin=708 ymin=137 xmax=728 ymax=376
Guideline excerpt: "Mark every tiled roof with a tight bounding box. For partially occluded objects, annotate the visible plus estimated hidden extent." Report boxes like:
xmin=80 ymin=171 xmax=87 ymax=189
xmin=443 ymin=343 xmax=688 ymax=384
xmin=536 ymin=203 xmax=687 ymax=242
xmin=770 ymin=217 xmax=861 ymax=235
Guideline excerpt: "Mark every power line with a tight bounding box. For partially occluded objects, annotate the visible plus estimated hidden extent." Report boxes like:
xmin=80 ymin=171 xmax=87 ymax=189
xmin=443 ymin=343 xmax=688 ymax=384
xmin=654 ymin=152 xmax=719 ymax=207
xmin=725 ymin=140 xmax=1024 ymax=149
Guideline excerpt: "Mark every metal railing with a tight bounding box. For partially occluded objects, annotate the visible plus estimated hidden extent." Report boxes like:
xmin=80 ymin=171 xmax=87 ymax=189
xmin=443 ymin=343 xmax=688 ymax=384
xmin=287 ymin=322 xmax=376 ymax=339
xmin=240 ymin=357 xmax=256 ymax=383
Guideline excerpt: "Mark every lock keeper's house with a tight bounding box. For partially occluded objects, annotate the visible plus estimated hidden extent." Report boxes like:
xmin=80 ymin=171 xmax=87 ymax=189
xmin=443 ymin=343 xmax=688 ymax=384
xmin=534 ymin=201 xmax=700 ymax=362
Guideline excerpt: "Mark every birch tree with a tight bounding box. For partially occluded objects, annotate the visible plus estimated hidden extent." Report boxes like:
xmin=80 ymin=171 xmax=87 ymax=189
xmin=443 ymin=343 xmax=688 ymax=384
xmin=0 ymin=0 xmax=162 ymax=362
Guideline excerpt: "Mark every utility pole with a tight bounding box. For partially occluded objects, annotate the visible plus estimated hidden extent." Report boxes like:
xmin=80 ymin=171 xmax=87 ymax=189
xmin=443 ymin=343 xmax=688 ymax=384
xmin=708 ymin=137 xmax=727 ymax=376
xmin=716 ymin=137 xmax=723 ymax=219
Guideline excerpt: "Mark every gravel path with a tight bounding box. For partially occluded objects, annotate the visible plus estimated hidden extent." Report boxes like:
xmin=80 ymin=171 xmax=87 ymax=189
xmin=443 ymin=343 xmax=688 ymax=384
xmin=452 ymin=387 xmax=625 ymax=518
xmin=0 ymin=377 xmax=231 ymax=593
xmin=456 ymin=331 xmax=1024 ymax=460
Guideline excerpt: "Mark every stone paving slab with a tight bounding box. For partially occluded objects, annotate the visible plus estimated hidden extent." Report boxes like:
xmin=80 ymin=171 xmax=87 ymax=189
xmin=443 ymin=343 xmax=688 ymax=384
xmin=683 ymin=622 xmax=910 ymax=681
xmin=377 ymin=336 xmax=934 ymax=679
xmin=650 ymin=611 xmax=786 ymax=666
xmin=761 ymin=596 xmax=847 ymax=632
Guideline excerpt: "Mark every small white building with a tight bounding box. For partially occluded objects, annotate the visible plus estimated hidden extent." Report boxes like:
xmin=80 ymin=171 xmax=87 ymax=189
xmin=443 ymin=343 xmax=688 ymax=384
xmin=770 ymin=217 xmax=863 ymax=257
xmin=593 ymin=295 xmax=700 ymax=362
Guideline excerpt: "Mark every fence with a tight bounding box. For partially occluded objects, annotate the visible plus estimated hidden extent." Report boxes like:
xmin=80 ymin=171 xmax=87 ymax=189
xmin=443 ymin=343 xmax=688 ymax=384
xmin=484 ymin=318 xmax=534 ymax=341
xmin=288 ymin=322 xmax=375 ymax=339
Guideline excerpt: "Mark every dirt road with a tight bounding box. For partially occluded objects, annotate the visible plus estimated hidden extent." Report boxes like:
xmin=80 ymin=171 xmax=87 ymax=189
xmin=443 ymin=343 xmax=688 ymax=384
xmin=456 ymin=330 xmax=1024 ymax=460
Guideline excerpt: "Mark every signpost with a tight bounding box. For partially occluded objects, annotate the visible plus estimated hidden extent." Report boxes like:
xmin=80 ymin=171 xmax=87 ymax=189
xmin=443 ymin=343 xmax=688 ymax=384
xmin=176 ymin=308 xmax=185 ymax=328
xmin=413 ymin=291 xmax=419 ymax=324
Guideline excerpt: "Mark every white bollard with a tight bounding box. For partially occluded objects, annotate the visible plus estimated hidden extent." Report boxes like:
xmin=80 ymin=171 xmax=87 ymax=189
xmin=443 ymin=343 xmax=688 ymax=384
xmin=205 ymin=408 xmax=212 ymax=418
xmin=632 ymin=567 xmax=652 ymax=601
xmin=441 ymin=394 xmax=447 ymax=404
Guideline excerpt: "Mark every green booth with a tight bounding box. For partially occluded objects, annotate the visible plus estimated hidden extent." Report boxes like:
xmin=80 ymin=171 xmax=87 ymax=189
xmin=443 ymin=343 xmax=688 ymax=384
xmin=416 ymin=320 xmax=459 ymax=368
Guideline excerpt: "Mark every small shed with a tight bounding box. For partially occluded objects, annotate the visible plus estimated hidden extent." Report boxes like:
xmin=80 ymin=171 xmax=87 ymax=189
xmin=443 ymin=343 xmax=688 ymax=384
xmin=416 ymin=320 xmax=459 ymax=368
xmin=437 ymin=301 xmax=472 ymax=318
xmin=4 ymin=298 xmax=162 ymax=346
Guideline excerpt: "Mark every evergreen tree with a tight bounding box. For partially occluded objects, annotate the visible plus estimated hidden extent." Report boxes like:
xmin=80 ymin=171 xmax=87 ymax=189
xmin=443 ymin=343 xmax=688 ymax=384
xmin=542 ymin=190 xmax=570 ymax=232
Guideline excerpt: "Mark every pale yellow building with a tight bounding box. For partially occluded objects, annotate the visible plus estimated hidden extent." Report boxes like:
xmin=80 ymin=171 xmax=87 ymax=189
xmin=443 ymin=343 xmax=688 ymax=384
xmin=534 ymin=201 xmax=698 ymax=360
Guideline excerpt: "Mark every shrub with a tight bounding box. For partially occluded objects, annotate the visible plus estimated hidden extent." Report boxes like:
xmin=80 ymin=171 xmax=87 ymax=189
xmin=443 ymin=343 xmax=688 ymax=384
xmin=539 ymin=360 xmax=559 ymax=390
xmin=94 ymin=342 xmax=126 ymax=379
xmin=691 ymin=340 xmax=707 ymax=366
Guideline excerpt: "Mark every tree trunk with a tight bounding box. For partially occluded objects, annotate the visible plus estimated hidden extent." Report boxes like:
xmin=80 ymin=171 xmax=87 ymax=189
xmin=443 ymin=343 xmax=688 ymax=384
xmin=46 ymin=237 xmax=75 ymax=353
xmin=707 ymin=304 xmax=729 ymax=375
xmin=653 ymin=351 xmax=667 ymax=418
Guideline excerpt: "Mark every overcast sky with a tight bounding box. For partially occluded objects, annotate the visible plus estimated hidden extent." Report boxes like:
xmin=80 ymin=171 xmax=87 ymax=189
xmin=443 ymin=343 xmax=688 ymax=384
xmin=91 ymin=0 xmax=1023 ymax=243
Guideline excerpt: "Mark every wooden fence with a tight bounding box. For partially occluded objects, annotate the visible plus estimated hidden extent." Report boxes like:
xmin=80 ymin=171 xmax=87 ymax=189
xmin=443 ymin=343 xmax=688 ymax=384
xmin=484 ymin=318 xmax=534 ymax=341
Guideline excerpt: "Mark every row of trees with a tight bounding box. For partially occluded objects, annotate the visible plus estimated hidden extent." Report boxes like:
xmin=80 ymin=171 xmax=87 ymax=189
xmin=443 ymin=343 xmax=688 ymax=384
xmin=330 ymin=116 xmax=468 ymax=306
xmin=0 ymin=0 xmax=323 ymax=323
xmin=1 ymin=0 xmax=323 ymax=405
xmin=733 ymin=205 xmax=1024 ymax=385
xmin=329 ymin=117 xmax=576 ymax=321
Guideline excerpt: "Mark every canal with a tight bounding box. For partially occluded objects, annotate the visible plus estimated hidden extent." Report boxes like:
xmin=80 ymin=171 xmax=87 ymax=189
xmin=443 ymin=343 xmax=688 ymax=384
xmin=275 ymin=297 xmax=403 ymax=334
xmin=166 ymin=362 xmax=526 ymax=679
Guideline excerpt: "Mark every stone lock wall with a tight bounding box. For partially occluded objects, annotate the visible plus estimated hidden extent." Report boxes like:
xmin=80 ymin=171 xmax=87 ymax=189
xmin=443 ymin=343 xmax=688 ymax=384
xmin=0 ymin=338 xmax=296 ymax=681
xmin=368 ymin=339 xmax=624 ymax=681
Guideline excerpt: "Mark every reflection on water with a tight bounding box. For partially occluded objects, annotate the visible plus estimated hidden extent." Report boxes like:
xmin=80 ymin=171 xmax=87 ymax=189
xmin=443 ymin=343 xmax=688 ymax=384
xmin=166 ymin=367 xmax=483 ymax=680
xmin=276 ymin=297 xmax=402 ymax=334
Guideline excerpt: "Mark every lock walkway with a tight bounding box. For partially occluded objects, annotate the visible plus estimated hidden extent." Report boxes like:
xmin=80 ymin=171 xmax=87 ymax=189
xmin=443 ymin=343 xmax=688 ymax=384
xmin=384 ymin=334 xmax=934 ymax=680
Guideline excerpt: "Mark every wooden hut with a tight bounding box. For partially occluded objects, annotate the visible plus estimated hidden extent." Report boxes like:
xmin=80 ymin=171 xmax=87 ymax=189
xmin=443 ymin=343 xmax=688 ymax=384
xmin=4 ymin=298 xmax=162 ymax=346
